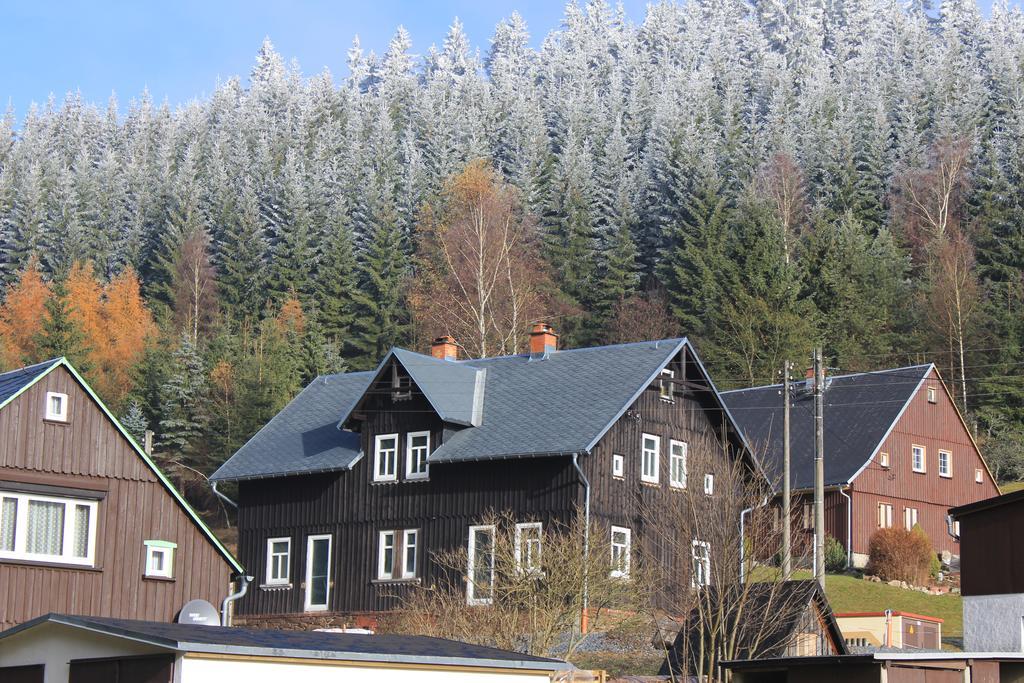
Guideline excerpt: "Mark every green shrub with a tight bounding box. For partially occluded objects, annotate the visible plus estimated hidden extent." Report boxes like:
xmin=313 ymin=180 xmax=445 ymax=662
xmin=866 ymin=526 xmax=933 ymax=584
xmin=824 ymin=535 xmax=847 ymax=572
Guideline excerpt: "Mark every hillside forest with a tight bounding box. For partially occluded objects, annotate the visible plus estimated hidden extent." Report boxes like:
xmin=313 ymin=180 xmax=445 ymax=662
xmin=1 ymin=0 xmax=1024 ymax=508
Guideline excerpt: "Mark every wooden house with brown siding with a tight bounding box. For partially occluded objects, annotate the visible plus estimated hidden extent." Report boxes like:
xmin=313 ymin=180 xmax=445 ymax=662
xmin=211 ymin=326 xmax=755 ymax=624
xmin=722 ymin=365 xmax=999 ymax=568
xmin=0 ymin=358 xmax=242 ymax=631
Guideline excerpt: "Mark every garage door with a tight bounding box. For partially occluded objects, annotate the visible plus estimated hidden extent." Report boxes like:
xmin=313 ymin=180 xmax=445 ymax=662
xmin=0 ymin=664 xmax=43 ymax=683
xmin=69 ymin=654 xmax=173 ymax=683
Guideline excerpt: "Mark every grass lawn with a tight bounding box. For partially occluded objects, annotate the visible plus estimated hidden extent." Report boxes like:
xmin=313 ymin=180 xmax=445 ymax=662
xmin=1000 ymin=481 xmax=1024 ymax=494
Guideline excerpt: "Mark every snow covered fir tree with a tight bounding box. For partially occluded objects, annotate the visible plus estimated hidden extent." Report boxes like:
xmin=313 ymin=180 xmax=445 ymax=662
xmin=2 ymin=0 xmax=1024 ymax=497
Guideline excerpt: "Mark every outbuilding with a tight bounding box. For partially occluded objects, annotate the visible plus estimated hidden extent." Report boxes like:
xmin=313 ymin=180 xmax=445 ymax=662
xmin=723 ymin=652 xmax=1024 ymax=683
xmin=0 ymin=613 xmax=573 ymax=683
xmin=835 ymin=611 xmax=943 ymax=650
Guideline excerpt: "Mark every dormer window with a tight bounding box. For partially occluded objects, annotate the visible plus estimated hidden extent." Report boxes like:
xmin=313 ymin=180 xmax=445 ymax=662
xmin=45 ymin=392 xmax=68 ymax=422
xmin=391 ymin=365 xmax=411 ymax=401
xmin=659 ymin=369 xmax=675 ymax=402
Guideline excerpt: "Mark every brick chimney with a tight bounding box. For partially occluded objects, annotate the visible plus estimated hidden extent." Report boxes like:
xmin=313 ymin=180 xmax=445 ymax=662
xmin=430 ymin=335 xmax=458 ymax=361
xmin=529 ymin=322 xmax=558 ymax=359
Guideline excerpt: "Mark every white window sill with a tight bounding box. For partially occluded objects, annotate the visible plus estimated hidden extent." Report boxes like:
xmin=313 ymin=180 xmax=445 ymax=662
xmin=372 ymin=577 xmax=421 ymax=585
xmin=260 ymin=582 xmax=292 ymax=591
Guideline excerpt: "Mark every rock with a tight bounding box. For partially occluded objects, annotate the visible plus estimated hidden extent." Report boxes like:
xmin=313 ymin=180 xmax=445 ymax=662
xmin=952 ymin=587 xmax=961 ymax=594
xmin=888 ymin=579 xmax=902 ymax=587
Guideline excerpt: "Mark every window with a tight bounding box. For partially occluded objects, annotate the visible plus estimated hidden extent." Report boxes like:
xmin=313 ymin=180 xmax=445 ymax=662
xmin=144 ymin=540 xmax=175 ymax=579
xmin=802 ymin=503 xmax=813 ymax=530
xmin=879 ymin=451 xmax=890 ymax=468
xmin=391 ymin=364 xmax=411 ymax=401
xmin=927 ymin=386 xmax=937 ymax=403
xmin=938 ymin=450 xmax=952 ymax=478
xmin=904 ymin=507 xmax=918 ymax=530
xmin=406 ymin=431 xmax=430 ymax=480
xmin=467 ymin=525 xmax=496 ymax=605
xmin=305 ymin=534 xmax=332 ymax=611
xmin=374 ymin=433 xmax=399 ymax=482
xmin=704 ymin=473 xmax=714 ymax=496
xmin=659 ymin=369 xmax=675 ymax=402
xmin=377 ymin=529 xmax=418 ymax=580
xmin=641 ymin=433 xmax=660 ymax=484
xmin=0 ymin=492 xmax=97 ymax=566
xmin=878 ymin=503 xmax=894 ymax=529
xmin=515 ymin=522 xmax=543 ymax=575
xmin=976 ymin=468 xmax=984 ymax=484
xmin=612 ymin=453 xmax=624 ymax=478
xmin=691 ymin=540 xmax=711 ymax=587
xmin=610 ymin=526 xmax=631 ymax=578
xmin=265 ymin=537 xmax=291 ymax=585
xmin=45 ymin=392 xmax=68 ymax=422
xmin=669 ymin=440 xmax=688 ymax=489
xmin=912 ymin=445 xmax=926 ymax=473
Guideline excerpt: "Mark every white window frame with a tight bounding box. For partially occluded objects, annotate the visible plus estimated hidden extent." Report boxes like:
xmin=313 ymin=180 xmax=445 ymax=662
xmin=904 ymin=507 xmax=918 ymax=530
xmin=878 ymin=503 xmax=894 ymax=529
xmin=373 ymin=433 xmax=399 ymax=482
xmin=912 ymin=445 xmax=926 ymax=473
xmin=304 ymin=534 xmax=332 ymax=612
xmin=669 ymin=440 xmax=688 ymax=489
xmin=691 ymin=540 xmax=711 ymax=588
xmin=0 ymin=491 xmax=98 ymax=566
xmin=612 ymin=453 xmax=624 ymax=478
xmin=879 ymin=451 xmax=890 ymax=468
xmin=377 ymin=530 xmax=396 ymax=580
xmin=515 ymin=522 xmax=543 ymax=575
xmin=641 ymin=433 xmax=660 ymax=484
xmin=144 ymin=540 xmax=176 ymax=579
xmin=976 ymin=468 xmax=984 ymax=484
xmin=405 ymin=430 xmax=431 ymax=480
xmin=927 ymin=386 xmax=937 ymax=403
xmin=938 ymin=450 xmax=952 ymax=478
xmin=704 ymin=473 xmax=714 ymax=496
xmin=402 ymin=529 xmax=418 ymax=579
xmin=467 ymin=524 xmax=496 ymax=605
xmin=802 ymin=502 xmax=813 ymax=530
xmin=659 ymin=369 xmax=675 ymax=402
xmin=44 ymin=391 xmax=68 ymax=422
xmin=265 ymin=536 xmax=291 ymax=585
xmin=610 ymin=526 xmax=631 ymax=579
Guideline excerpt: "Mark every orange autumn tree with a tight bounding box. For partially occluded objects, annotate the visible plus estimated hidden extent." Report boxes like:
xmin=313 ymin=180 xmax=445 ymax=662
xmin=96 ymin=266 xmax=157 ymax=406
xmin=0 ymin=258 xmax=50 ymax=368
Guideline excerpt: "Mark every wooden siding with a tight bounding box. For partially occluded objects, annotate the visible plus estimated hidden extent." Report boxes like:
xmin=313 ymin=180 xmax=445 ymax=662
xmin=0 ymin=366 xmax=233 ymax=630
xmin=849 ymin=367 xmax=998 ymax=556
xmin=956 ymin=497 xmax=1024 ymax=596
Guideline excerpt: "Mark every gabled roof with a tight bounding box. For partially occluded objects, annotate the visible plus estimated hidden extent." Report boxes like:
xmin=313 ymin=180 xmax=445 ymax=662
xmin=213 ymin=337 xmax=752 ymax=480
xmin=211 ymin=370 xmax=373 ymax=482
xmin=0 ymin=358 xmax=243 ymax=573
xmin=721 ymin=365 xmax=934 ymax=490
xmin=0 ymin=358 xmax=62 ymax=408
xmin=0 ymin=614 xmax=571 ymax=672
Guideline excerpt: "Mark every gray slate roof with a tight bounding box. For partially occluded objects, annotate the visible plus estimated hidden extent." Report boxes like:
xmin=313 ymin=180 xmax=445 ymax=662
xmin=212 ymin=338 xmax=695 ymax=481
xmin=721 ymin=365 xmax=933 ymax=490
xmin=0 ymin=358 xmax=60 ymax=407
xmin=1 ymin=614 xmax=569 ymax=670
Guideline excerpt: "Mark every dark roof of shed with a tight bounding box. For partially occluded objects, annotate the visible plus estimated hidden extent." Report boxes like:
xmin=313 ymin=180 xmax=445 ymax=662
xmin=212 ymin=338 xmax=740 ymax=481
xmin=720 ymin=365 xmax=933 ymax=490
xmin=0 ymin=614 xmax=569 ymax=670
xmin=950 ymin=489 xmax=1024 ymax=518
xmin=0 ymin=358 xmax=61 ymax=407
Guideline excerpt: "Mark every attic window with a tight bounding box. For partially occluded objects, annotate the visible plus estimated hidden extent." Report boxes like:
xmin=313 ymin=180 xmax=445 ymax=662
xmin=927 ymin=386 xmax=937 ymax=403
xmin=975 ymin=468 xmax=983 ymax=484
xmin=879 ymin=452 xmax=890 ymax=468
xmin=144 ymin=540 xmax=176 ymax=579
xmin=45 ymin=392 xmax=68 ymax=422
xmin=612 ymin=454 xmax=624 ymax=478
xmin=391 ymin=365 xmax=411 ymax=401
xmin=659 ymin=369 xmax=675 ymax=402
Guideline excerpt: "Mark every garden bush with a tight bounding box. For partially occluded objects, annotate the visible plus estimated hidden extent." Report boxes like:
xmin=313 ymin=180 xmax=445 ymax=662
xmin=824 ymin=535 xmax=848 ymax=572
xmin=866 ymin=526 xmax=934 ymax=584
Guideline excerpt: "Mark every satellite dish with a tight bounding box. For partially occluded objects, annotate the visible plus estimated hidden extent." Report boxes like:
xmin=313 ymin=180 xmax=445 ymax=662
xmin=177 ymin=599 xmax=220 ymax=625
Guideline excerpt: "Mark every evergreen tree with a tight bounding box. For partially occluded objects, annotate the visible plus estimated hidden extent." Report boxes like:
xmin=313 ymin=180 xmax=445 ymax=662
xmin=121 ymin=398 xmax=149 ymax=445
xmin=349 ymin=208 xmax=409 ymax=367
xmin=157 ymin=334 xmax=208 ymax=464
xmin=35 ymin=278 xmax=91 ymax=369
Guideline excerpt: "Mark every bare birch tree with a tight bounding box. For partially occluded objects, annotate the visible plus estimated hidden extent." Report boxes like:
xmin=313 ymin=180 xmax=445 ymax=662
xmin=754 ymin=153 xmax=808 ymax=265
xmin=174 ymin=227 xmax=218 ymax=344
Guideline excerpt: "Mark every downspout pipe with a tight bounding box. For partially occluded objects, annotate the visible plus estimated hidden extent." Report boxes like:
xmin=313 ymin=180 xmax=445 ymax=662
xmin=739 ymin=496 xmax=769 ymax=584
xmin=839 ymin=486 xmax=853 ymax=568
xmin=221 ymin=574 xmax=253 ymax=626
xmin=572 ymin=452 xmax=591 ymax=634
xmin=212 ymin=481 xmax=238 ymax=508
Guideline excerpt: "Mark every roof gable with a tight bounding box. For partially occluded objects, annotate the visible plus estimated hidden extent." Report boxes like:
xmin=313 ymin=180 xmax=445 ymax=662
xmin=0 ymin=358 xmax=242 ymax=573
xmin=721 ymin=365 xmax=933 ymax=489
xmin=0 ymin=358 xmax=62 ymax=408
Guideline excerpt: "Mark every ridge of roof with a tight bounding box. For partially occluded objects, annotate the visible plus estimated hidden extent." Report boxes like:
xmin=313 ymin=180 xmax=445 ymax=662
xmin=720 ymin=363 xmax=934 ymax=395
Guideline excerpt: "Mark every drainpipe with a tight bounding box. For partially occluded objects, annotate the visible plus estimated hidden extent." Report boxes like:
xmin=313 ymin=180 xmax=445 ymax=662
xmin=572 ymin=453 xmax=591 ymax=634
xmin=212 ymin=481 xmax=238 ymax=508
xmin=739 ymin=497 xmax=769 ymax=584
xmin=884 ymin=608 xmax=893 ymax=648
xmin=946 ymin=514 xmax=959 ymax=541
xmin=839 ymin=486 xmax=852 ymax=568
xmin=221 ymin=574 xmax=253 ymax=626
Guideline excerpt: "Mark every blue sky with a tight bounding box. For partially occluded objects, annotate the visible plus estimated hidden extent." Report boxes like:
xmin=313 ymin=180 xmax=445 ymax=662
xmin=0 ymin=0 xmax=1013 ymax=117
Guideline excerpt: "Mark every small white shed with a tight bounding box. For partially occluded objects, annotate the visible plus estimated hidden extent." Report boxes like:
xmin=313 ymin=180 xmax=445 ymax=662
xmin=0 ymin=613 xmax=573 ymax=683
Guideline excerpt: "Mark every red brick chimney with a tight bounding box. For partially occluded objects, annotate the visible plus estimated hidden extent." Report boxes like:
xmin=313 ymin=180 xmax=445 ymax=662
xmin=430 ymin=335 xmax=458 ymax=361
xmin=529 ymin=322 xmax=558 ymax=358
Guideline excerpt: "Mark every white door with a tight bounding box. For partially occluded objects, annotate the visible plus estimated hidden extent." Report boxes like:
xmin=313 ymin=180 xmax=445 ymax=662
xmin=305 ymin=534 xmax=331 ymax=612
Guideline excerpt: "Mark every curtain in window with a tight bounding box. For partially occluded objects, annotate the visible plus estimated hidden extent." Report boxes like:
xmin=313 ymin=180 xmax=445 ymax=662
xmin=0 ymin=497 xmax=16 ymax=551
xmin=26 ymin=500 xmax=64 ymax=556
xmin=73 ymin=504 xmax=90 ymax=557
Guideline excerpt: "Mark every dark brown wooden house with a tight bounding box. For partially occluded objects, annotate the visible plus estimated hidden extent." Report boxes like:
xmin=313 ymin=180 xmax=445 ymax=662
xmin=0 ymin=358 xmax=242 ymax=631
xmin=722 ymin=365 xmax=999 ymax=568
xmin=211 ymin=326 xmax=755 ymax=623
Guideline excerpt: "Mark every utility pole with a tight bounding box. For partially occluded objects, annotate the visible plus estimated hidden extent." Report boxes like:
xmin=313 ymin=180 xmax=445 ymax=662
xmin=782 ymin=361 xmax=792 ymax=580
xmin=813 ymin=347 xmax=825 ymax=589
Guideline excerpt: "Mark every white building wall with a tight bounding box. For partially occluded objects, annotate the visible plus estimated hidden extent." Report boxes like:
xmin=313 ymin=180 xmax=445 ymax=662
xmin=964 ymin=593 xmax=1024 ymax=652
xmin=179 ymin=655 xmax=556 ymax=683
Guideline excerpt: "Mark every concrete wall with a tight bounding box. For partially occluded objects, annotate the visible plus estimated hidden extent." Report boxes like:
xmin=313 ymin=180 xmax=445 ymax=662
xmin=964 ymin=593 xmax=1024 ymax=652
